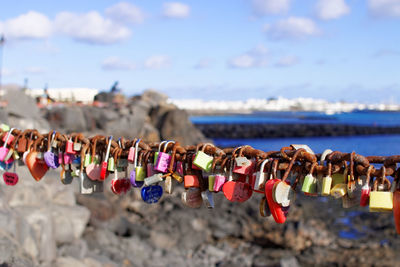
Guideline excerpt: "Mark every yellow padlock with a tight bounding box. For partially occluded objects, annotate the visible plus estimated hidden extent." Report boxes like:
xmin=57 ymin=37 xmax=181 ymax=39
xmin=370 ymin=167 xmax=393 ymax=212
xmin=330 ymin=183 xmax=347 ymax=198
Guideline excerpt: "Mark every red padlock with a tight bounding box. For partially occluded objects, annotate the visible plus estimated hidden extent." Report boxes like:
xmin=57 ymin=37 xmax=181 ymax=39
xmin=100 ymin=136 xmax=113 ymax=181
xmin=265 ymin=179 xmax=287 ymax=224
xmin=65 ymin=138 xmax=75 ymax=155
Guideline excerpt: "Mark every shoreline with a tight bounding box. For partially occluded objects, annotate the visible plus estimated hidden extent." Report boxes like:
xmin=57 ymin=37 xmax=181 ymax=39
xmin=194 ymin=123 xmax=400 ymax=139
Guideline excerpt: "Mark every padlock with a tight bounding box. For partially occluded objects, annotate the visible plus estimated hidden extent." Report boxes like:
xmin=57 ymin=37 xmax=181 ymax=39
xmin=172 ymin=172 xmax=183 ymax=183
xmin=184 ymin=174 xmax=200 ymax=188
xmin=135 ymin=166 xmax=146 ymax=182
xmin=153 ymin=141 xmax=166 ymax=165
xmin=73 ymin=142 xmax=81 ymax=152
xmin=84 ymin=154 xmax=91 ymax=167
xmin=193 ymin=151 xmax=213 ymax=172
xmin=80 ymin=171 xmax=103 ymax=194
xmin=4 ymin=148 xmax=14 ymax=162
xmin=12 ymin=150 xmax=20 ymax=160
xmin=107 ymin=157 xmax=115 ymax=172
xmin=176 ymin=161 xmax=184 ymax=176
xmin=144 ymin=173 xmax=163 ymax=186
xmin=100 ymin=136 xmax=113 ymax=181
xmin=265 ymin=179 xmax=287 ymax=224
xmin=208 ymin=175 xmax=215 ymax=192
xmin=370 ymin=191 xmax=393 ymax=212
xmin=2 ymin=131 xmax=14 ymax=146
xmin=259 ymin=197 xmax=271 ymax=217
xmin=320 ymin=162 xmax=333 ymax=196
xmin=0 ymin=128 xmax=14 ymax=162
xmin=233 ymin=147 xmax=255 ymax=175
xmin=330 ymin=183 xmax=347 ymax=198
xmin=191 ymin=154 xmax=201 ymax=170
xmin=302 ymin=174 xmax=317 ymax=194
xmin=254 ymin=159 xmax=269 ymax=191
xmin=273 ymin=180 xmax=293 ymax=207
xmin=0 ymin=124 xmax=10 ymax=132
xmin=128 ymin=146 xmax=135 ymax=162
xmin=154 ymin=141 xmax=174 ymax=173
xmin=147 ymin=163 xmax=155 ymax=177
xmin=65 ymin=138 xmax=75 ymax=154
xmin=213 ymin=174 xmax=226 ymax=192
xmin=181 ymin=188 xmax=202 ymax=208
xmin=164 ymin=175 xmax=172 ymax=194
xmin=370 ymin=167 xmax=393 ymax=212
xmin=360 ymin=184 xmax=371 ymax=206
xmin=63 ymin=153 xmax=74 ymax=164
xmin=332 ymin=173 xmax=346 ymax=187
xmin=141 ymin=185 xmax=163 ymax=204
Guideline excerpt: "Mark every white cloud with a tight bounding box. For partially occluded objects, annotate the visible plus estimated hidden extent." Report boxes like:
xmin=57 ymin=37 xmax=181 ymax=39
xmin=144 ymin=55 xmax=171 ymax=69
xmin=275 ymin=55 xmax=299 ymax=67
xmin=315 ymin=0 xmax=350 ymax=20
xmin=251 ymin=0 xmax=291 ymax=15
xmin=368 ymin=0 xmax=400 ymax=18
xmin=264 ymin=17 xmax=320 ymax=41
xmin=0 ymin=11 xmax=52 ymax=40
xmin=163 ymin=2 xmax=190 ymax=18
xmin=55 ymin=11 xmax=131 ymax=44
xmin=102 ymin=56 xmax=135 ymax=71
xmin=228 ymin=45 xmax=268 ymax=69
xmin=105 ymin=2 xmax=145 ymax=24
xmin=24 ymin=67 xmax=45 ymax=74
xmin=194 ymin=58 xmax=212 ymax=69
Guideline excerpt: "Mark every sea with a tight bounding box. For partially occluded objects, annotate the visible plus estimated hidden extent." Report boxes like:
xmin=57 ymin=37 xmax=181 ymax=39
xmin=191 ymin=110 xmax=400 ymax=156
xmin=192 ymin=110 xmax=400 ymax=239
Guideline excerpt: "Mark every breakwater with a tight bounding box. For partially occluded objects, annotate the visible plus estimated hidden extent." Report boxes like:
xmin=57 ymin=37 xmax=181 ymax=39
xmin=194 ymin=123 xmax=400 ymax=138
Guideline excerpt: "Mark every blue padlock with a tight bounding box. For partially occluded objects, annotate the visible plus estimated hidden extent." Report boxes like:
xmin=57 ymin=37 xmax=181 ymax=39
xmin=0 ymin=161 xmax=13 ymax=171
xmin=141 ymin=185 xmax=163 ymax=204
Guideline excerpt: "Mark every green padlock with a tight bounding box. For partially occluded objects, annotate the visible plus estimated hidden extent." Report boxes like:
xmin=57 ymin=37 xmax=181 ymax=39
xmin=84 ymin=154 xmax=91 ymax=167
xmin=208 ymin=175 xmax=215 ymax=192
xmin=107 ymin=157 xmax=115 ymax=172
xmin=193 ymin=151 xmax=213 ymax=172
xmin=302 ymin=174 xmax=317 ymax=193
xmin=321 ymin=176 xmax=332 ymax=196
xmin=135 ymin=166 xmax=146 ymax=182
xmin=0 ymin=124 xmax=10 ymax=132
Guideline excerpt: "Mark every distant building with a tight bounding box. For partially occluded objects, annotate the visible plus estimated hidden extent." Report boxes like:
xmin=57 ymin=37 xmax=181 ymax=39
xmin=27 ymin=88 xmax=99 ymax=104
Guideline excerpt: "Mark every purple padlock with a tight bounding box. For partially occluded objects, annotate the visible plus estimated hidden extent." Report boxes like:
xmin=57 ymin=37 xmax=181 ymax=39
xmin=130 ymin=170 xmax=144 ymax=187
xmin=44 ymin=151 xmax=60 ymax=169
xmin=154 ymin=152 xmax=171 ymax=173
xmin=213 ymin=174 xmax=227 ymax=192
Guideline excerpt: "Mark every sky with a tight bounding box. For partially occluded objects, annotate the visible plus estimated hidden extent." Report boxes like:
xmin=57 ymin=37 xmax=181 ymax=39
xmin=0 ymin=0 xmax=399 ymax=103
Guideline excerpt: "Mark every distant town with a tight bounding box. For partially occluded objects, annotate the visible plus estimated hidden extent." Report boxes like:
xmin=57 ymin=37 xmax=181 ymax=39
xmin=3 ymin=85 xmax=400 ymax=114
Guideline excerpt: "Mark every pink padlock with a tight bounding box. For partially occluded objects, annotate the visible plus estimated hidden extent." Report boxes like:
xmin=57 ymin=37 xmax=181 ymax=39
xmin=213 ymin=174 xmax=227 ymax=192
xmin=58 ymin=152 xmax=63 ymax=164
xmin=147 ymin=163 xmax=155 ymax=177
xmin=128 ymin=146 xmax=135 ymax=162
xmin=154 ymin=141 xmax=174 ymax=173
xmin=0 ymin=128 xmax=15 ymax=162
xmin=63 ymin=153 xmax=74 ymax=164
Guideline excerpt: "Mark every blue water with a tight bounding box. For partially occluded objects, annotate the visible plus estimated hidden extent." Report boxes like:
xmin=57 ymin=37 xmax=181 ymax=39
xmin=191 ymin=110 xmax=400 ymax=126
xmin=192 ymin=111 xmax=400 ymax=156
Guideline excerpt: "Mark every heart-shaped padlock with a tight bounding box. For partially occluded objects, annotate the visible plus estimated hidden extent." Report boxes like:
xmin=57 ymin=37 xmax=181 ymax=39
xmin=3 ymin=171 xmax=18 ymax=186
xmin=141 ymin=185 xmax=163 ymax=204
xmin=265 ymin=179 xmax=288 ymax=224
xmin=26 ymin=138 xmax=49 ymax=181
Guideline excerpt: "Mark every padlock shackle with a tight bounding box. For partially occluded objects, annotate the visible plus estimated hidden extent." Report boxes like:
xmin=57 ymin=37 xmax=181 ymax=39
xmin=134 ymin=139 xmax=141 ymax=167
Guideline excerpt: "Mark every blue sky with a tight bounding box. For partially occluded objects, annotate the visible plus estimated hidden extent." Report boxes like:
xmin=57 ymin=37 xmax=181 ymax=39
xmin=0 ymin=0 xmax=399 ymax=102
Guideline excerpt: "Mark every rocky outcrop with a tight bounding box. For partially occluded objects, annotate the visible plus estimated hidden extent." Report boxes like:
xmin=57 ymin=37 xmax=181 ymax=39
xmin=3 ymin=89 xmax=50 ymax=132
xmin=43 ymin=90 xmax=206 ymax=145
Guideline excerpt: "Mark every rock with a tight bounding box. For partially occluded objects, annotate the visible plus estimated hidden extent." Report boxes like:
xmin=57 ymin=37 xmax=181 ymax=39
xmin=4 ymin=88 xmax=49 ymax=132
xmin=51 ymin=205 xmax=90 ymax=245
xmin=55 ymin=256 xmax=87 ymax=267
xmin=153 ymin=108 xmax=206 ymax=145
xmin=280 ymin=256 xmax=300 ymax=267
xmin=46 ymin=106 xmax=87 ymax=133
xmin=14 ymin=206 xmax=57 ymax=263
xmin=140 ymin=90 xmax=168 ymax=107
xmin=0 ymin=232 xmax=35 ymax=267
xmin=58 ymin=239 xmax=88 ymax=259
